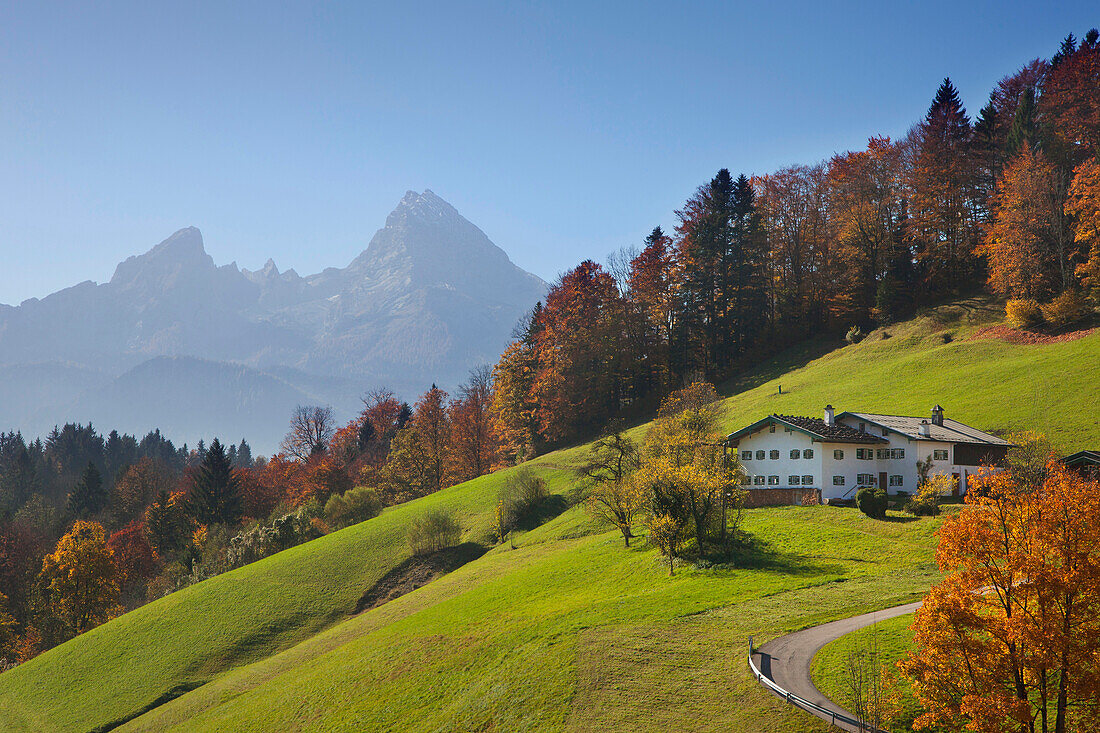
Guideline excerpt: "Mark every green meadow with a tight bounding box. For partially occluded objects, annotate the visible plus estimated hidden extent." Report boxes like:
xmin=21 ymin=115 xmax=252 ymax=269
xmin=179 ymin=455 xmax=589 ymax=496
xmin=1 ymin=298 xmax=1097 ymax=732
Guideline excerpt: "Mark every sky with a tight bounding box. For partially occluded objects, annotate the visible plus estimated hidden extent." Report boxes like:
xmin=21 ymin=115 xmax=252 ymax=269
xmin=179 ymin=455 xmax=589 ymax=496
xmin=0 ymin=1 xmax=1096 ymax=305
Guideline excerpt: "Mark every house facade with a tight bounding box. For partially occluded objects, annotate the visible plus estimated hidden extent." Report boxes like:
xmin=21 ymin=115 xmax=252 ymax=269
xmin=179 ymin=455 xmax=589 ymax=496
xmin=724 ymin=405 xmax=1010 ymax=502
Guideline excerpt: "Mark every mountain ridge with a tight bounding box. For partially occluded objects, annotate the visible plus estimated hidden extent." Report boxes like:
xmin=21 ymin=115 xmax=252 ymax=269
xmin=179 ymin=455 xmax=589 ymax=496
xmin=0 ymin=191 xmax=547 ymax=452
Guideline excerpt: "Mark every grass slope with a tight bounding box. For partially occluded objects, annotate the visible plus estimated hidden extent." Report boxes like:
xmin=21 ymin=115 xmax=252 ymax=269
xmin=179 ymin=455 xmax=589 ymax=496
xmin=811 ymin=613 xmax=923 ymax=732
xmin=1 ymin=298 xmax=1096 ymax=732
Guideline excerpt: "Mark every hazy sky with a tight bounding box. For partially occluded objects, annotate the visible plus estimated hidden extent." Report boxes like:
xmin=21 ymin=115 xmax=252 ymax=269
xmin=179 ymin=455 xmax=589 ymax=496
xmin=0 ymin=1 xmax=1095 ymax=305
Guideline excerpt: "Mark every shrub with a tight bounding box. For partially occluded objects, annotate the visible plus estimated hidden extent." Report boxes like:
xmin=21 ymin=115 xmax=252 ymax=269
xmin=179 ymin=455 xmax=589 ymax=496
xmin=406 ymin=510 xmax=461 ymax=556
xmin=1040 ymin=290 xmax=1091 ymax=329
xmin=856 ymin=486 xmax=888 ymax=519
xmin=907 ymin=474 xmax=953 ymax=516
xmin=323 ymin=486 xmax=383 ymax=530
xmin=498 ymin=468 xmax=548 ymax=534
xmin=845 ymin=325 xmax=866 ymax=344
xmin=1006 ymin=298 xmax=1043 ymax=328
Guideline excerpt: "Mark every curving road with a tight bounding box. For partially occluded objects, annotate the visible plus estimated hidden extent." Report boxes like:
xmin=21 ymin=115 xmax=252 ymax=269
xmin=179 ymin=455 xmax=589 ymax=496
xmin=751 ymin=601 xmax=923 ymax=733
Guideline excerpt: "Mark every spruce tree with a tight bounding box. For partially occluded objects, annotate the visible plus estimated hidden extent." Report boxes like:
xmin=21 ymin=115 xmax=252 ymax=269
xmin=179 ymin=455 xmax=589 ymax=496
xmin=235 ymin=439 xmax=253 ymax=468
xmin=66 ymin=462 xmax=106 ymax=518
xmin=189 ymin=439 xmax=242 ymax=526
xmin=1005 ymin=86 xmax=1038 ymax=158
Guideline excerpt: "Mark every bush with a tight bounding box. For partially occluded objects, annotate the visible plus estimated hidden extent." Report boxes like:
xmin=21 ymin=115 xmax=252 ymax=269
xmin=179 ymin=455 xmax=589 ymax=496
xmin=406 ymin=510 xmax=461 ymax=556
xmin=1006 ymin=298 xmax=1043 ymax=328
xmin=498 ymin=468 xmax=548 ymax=534
xmin=845 ymin=325 xmax=866 ymax=344
xmin=324 ymin=486 xmax=383 ymax=530
xmin=1040 ymin=290 xmax=1091 ymax=329
xmin=907 ymin=474 xmax=952 ymax=516
xmin=856 ymin=486 xmax=888 ymax=519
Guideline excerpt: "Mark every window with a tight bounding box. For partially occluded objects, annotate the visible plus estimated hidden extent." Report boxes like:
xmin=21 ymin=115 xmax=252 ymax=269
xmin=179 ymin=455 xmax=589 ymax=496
xmin=789 ymin=475 xmax=801 ymax=485
xmin=833 ymin=449 xmax=844 ymax=460
xmin=768 ymin=475 xmax=780 ymax=485
xmin=859 ymin=422 xmax=866 ymax=432
xmin=895 ymin=448 xmax=905 ymax=459
xmin=933 ymin=449 xmax=949 ymax=461
xmin=756 ymin=450 xmax=765 ymax=461
xmin=803 ymin=449 xmax=814 ymax=459
xmin=876 ymin=448 xmax=887 ymax=459
xmin=802 ymin=475 xmax=814 ymax=485
xmin=889 ymin=475 xmax=903 ymax=487
xmin=769 ymin=450 xmax=780 ymax=460
xmin=769 ymin=425 xmax=776 ymax=433
xmin=790 ymin=449 xmax=801 ymax=459
xmin=882 ymin=427 xmax=889 ymax=436
xmin=857 ymin=473 xmax=876 ymax=485
xmin=833 ymin=475 xmax=846 ymax=486
xmin=753 ymin=475 xmax=765 ymax=486
xmin=741 ymin=475 xmax=752 ymax=486
xmin=741 ymin=450 xmax=752 ymax=461
xmin=856 ymin=448 xmax=874 ymax=460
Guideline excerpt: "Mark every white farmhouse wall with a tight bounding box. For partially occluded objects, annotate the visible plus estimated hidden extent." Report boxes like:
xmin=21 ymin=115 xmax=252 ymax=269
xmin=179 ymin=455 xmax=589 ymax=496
xmin=733 ymin=417 xmax=981 ymax=501
xmin=735 ymin=427 xmax=824 ymax=493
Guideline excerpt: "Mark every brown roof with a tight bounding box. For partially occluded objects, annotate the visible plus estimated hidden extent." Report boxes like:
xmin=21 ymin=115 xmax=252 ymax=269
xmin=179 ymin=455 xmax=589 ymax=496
xmin=724 ymin=414 xmax=887 ymax=445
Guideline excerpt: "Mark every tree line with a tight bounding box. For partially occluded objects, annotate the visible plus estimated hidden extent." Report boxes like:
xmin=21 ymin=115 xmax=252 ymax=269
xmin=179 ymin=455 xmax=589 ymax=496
xmin=492 ymin=29 xmax=1100 ymax=453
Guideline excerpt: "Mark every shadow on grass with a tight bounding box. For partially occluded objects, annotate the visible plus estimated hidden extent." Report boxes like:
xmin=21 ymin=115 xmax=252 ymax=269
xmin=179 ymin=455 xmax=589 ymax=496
xmin=512 ymin=494 xmax=571 ymax=532
xmin=355 ymin=541 xmax=488 ymax=614
xmin=688 ymin=532 xmax=846 ymax=577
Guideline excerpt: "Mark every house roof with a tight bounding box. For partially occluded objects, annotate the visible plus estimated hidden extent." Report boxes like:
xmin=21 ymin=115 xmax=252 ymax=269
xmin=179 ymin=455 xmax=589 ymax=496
xmin=1063 ymin=450 xmax=1100 ymax=467
xmin=724 ymin=414 xmax=887 ymax=446
xmin=838 ymin=412 xmax=1011 ymax=446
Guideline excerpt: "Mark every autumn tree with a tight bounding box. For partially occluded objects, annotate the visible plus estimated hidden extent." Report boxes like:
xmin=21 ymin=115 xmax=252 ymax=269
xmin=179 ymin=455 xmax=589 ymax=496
xmin=39 ymin=521 xmax=122 ymax=635
xmin=112 ymin=458 xmax=173 ymax=525
xmin=1065 ymin=158 xmax=1100 ymax=301
xmin=381 ymin=386 xmax=455 ymax=502
xmin=531 ymin=261 xmax=627 ymax=443
xmin=107 ymin=521 xmax=159 ymax=605
xmin=450 ymin=365 xmax=501 ymax=481
xmin=903 ymin=460 xmax=1100 ymax=733
xmin=143 ymin=491 xmax=194 ymax=563
xmin=1042 ymin=32 xmax=1100 ymax=162
xmin=578 ymin=428 xmax=642 ymax=546
xmin=66 ymin=462 xmax=106 ymax=519
xmin=188 ymin=439 xmax=242 ymax=527
xmin=281 ymin=405 xmax=336 ymax=461
xmin=981 ymin=144 xmax=1065 ymax=298
xmin=491 ymin=339 xmax=540 ymax=463
xmin=639 ymin=383 xmax=743 ymax=552
xmin=758 ymin=164 xmax=835 ymax=332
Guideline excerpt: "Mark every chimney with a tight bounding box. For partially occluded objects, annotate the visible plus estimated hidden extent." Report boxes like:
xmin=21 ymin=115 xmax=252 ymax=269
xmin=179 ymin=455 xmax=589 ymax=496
xmin=824 ymin=405 xmax=835 ymax=426
xmin=919 ymin=420 xmax=931 ymax=437
xmin=931 ymin=405 xmax=944 ymax=427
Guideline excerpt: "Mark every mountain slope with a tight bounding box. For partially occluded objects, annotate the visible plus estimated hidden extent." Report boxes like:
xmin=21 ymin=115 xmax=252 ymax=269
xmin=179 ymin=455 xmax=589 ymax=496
xmin=0 ymin=191 xmax=547 ymax=451
xmin=1 ymin=299 xmax=1096 ymax=732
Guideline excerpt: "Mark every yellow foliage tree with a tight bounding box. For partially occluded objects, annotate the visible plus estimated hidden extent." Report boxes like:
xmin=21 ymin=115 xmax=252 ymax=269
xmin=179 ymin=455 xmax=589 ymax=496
xmin=39 ymin=521 xmax=123 ymax=635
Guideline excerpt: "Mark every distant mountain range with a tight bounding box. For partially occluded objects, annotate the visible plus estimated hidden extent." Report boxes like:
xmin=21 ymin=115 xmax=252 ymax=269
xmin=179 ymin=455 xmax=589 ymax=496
xmin=0 ymin=190 xmax=547 ymax=453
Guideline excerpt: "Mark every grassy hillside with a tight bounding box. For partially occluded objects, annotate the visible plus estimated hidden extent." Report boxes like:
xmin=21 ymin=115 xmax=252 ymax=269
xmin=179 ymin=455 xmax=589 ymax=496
xmin=2 ymin=298 xmax=1097 ymax=732
xmin=811 ymin=613 xmax=922 ymax=732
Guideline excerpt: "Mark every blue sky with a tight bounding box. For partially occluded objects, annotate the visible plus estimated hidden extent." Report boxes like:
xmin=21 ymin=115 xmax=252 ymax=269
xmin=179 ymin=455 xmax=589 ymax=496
xmin=0 ymin=1 xmax=1095 ymax=305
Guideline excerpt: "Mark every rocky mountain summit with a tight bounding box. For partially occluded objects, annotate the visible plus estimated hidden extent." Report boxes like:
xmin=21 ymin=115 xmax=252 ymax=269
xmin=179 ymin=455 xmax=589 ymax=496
xmin=0 ymin=191 xmax=546 ymax=451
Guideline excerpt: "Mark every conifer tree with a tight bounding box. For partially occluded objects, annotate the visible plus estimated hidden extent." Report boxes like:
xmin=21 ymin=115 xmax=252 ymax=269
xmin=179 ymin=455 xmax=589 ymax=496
xmin=188 ymin=439 xmax=242 ymax=526
xmin=66 ymin=462 xmax=106 ymax=519
xmin=235 ymin=439 xmax=253 ymax=468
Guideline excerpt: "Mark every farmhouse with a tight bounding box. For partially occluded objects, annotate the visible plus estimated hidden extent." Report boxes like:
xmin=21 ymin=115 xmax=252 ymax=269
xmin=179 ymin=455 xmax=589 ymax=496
xmin=723 ymin=405 xmax=1010 ymax=502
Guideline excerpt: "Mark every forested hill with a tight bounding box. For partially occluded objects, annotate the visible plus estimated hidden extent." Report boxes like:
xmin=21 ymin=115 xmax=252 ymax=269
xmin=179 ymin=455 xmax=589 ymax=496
xmin=0 ymin=190 xmax=547 ymax=453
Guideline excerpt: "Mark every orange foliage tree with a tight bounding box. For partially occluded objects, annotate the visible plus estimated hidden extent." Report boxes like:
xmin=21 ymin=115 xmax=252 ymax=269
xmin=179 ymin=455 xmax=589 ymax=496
xmin=39 ymin=521 xmax=123 ymax=635
xmin=449 ymin=366 xmax=501 ymax=481
xmin=981 ymin=144 xmax=1064 ymax=299
xmin=902 ymin=461 xmax=1100 ymax=733
xmin=1065 ymin=158 xmax=1100 ymax=301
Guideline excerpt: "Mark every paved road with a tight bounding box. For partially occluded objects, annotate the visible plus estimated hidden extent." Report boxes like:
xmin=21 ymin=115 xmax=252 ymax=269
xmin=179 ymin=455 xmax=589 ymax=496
xmin=752 ymin=601 xmax=923 ymax=732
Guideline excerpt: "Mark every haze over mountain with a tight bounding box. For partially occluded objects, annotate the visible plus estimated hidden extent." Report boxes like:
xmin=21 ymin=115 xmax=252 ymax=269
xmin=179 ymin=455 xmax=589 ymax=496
xmin=0 ymin=190 xmax=547 ymax=453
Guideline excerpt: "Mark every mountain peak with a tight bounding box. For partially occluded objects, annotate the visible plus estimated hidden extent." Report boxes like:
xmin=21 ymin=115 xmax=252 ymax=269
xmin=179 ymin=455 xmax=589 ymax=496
xmin=109 ymin=227 xmax=216 ymax=289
